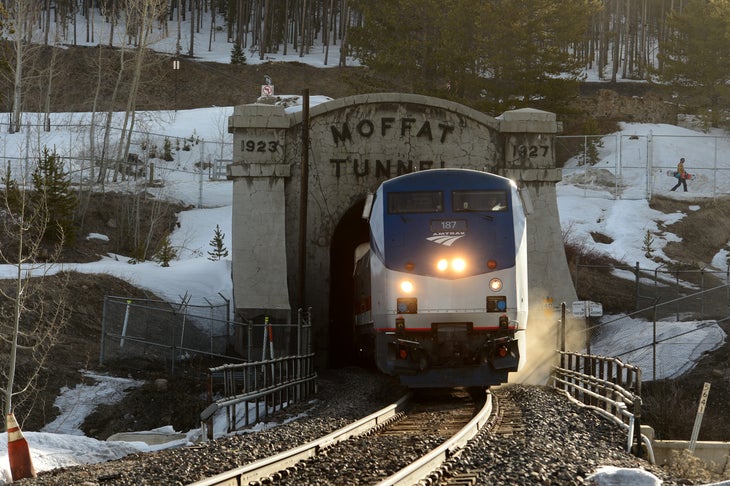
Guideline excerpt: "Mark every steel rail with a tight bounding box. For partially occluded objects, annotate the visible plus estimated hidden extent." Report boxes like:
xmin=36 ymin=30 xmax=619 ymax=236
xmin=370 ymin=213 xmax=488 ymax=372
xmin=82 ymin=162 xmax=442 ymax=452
xmin=375 ymin=391 xmax=493 ymax=486
xmin=187 ymin=393 xmax=411 ymax=486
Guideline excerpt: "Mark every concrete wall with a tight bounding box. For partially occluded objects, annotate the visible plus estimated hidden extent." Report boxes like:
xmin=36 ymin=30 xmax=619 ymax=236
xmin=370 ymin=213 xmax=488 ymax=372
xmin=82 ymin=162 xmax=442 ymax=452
xmin=643 ymin=426 xmax=730 ymax=475
xmin=228 ymin=93 xmax=577 ymax=365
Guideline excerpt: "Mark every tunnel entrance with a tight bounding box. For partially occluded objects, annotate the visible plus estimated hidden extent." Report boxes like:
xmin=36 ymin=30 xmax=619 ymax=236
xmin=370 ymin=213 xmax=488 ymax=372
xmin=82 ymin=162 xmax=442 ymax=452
xmin=328 ymin=199 xmax=370 ymax=367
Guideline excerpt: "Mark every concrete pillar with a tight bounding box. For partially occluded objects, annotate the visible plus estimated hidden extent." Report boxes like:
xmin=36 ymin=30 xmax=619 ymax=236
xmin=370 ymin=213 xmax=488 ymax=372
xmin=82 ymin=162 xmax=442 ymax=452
xmin=497 ymin=108 xmax=579 ymax=383
xmin=227 ymin=104 xmax=291 ymax=330
xmin=497 ymin=108 xmax=577 ymax=310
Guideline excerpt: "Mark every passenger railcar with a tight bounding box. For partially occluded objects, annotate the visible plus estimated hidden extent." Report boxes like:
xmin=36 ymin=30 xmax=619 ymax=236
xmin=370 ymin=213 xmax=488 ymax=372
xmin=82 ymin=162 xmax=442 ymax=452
xmin=354 ymin=168 xmax=528 ymax=388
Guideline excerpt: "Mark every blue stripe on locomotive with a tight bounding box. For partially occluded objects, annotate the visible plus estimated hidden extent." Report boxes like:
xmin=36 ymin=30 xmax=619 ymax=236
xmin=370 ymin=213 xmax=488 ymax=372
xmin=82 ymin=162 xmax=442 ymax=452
xmin=370 ymin=169 xmax=518 ymax=277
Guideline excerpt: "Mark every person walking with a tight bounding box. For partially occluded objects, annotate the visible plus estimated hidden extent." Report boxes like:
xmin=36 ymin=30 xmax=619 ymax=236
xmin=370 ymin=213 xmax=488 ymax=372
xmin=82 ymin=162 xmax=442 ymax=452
xmin=671 ymin=157 xmax=688 ymax=192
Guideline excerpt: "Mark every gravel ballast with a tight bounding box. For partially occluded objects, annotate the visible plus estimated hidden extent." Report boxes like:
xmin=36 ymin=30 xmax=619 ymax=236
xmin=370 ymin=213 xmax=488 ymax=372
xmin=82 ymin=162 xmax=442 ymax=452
xmin=16 ymin=367 xmax=694 ymax=485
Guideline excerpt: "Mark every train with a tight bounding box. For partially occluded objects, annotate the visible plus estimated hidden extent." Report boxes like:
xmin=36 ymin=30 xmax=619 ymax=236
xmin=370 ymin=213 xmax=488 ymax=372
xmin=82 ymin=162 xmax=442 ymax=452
xmin=353 ymin=168 xmax=528 ymax=388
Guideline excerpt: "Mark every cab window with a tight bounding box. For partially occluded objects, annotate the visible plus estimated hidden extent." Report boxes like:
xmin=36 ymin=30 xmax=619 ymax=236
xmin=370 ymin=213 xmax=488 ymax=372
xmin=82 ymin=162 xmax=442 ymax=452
xmin=453 ymin=190 xmax=508 ymax=212
xmin=388 ymin=191 xmax=443 ymax=214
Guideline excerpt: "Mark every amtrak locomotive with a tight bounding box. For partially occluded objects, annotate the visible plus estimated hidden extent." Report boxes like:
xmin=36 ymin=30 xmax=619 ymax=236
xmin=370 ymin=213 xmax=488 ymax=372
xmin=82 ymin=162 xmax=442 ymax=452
xmin=354 ymin=168 xmax=528 ymax=388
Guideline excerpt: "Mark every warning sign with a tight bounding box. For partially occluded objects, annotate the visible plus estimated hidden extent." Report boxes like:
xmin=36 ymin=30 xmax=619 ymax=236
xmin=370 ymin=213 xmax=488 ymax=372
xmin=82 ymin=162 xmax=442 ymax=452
xmin=571 ymin=300 xmax=603 ymax=318
xmin=261 ymin=84 xmax=274 ymax=96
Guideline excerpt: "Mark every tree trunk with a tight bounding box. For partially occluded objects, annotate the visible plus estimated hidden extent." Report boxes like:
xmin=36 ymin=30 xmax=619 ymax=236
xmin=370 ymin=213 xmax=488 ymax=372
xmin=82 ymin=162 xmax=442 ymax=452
xmin=97 ymin=47 xmax=127 ymax=186
xmin=339 ymin=0 xmax=348 ymax=67
xmin=261 ymin=0 xmax=270 ymax=61
xmin=611 ymin=0 xmax=621 ymax=83
xmin=189 ymin=0 xmax=195 ymax=56
xmin=43 ymin=37 xmax=58 ymax=132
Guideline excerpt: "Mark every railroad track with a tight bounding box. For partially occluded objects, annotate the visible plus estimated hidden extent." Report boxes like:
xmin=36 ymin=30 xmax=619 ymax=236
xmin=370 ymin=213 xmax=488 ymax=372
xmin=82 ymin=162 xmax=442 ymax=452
xmin=189 ymin=388 xmax=492 ymax=486
xmin=437 ymin=386 xmax=524 ymax=486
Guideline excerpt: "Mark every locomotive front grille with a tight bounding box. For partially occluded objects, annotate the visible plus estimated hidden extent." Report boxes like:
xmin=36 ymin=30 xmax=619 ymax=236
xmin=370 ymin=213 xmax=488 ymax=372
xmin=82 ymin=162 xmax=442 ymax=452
xmin=432 ymin=322 xmax=473 ymax=334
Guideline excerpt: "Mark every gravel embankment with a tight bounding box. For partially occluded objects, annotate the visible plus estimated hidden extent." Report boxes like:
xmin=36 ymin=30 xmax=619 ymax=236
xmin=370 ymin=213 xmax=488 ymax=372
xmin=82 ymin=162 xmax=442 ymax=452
xmin=451 ymin=385 xmax=683 ymax=485
xmin=16 ymin=367 xmax=689 ymax=485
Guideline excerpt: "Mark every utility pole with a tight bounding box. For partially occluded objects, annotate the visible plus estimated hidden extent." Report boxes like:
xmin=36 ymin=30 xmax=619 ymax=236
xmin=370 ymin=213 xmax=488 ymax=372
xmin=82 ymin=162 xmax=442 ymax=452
xmin=298 ymin=89 xmax=310 ymax=309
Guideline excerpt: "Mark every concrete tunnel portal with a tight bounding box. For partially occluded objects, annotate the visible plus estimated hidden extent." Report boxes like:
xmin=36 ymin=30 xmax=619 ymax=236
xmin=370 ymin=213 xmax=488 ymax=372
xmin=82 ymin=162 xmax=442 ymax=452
xmin=226 ymin=93 xmax=577 ymax=369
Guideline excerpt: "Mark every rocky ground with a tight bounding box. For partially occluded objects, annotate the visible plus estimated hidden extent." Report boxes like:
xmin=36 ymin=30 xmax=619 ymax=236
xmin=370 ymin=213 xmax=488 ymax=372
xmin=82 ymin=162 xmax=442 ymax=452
xmin=15 ymin=369 xmax=719 ymax=486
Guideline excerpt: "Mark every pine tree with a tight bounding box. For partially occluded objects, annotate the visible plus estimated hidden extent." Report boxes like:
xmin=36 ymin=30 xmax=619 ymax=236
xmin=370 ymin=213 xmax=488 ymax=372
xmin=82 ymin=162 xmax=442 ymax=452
xmin=642 ymin=230 xmax=655 ymax=258
xmin=163 ymin=138 xmax=174 ymax=161
xmin=31 ymin=147 xmax=78 ymax=245
xmin=207 ymin=224 xmax=229 ymax=261
xmin=582 ymin=119 xmax=604 ymax=166
xmin=230 ymin=40 xmax=247 ymax=65
xmin=1 ymin=165 xmax=22 ymax=215
xmin=347 ymin=0 xmax=600 ymax=113
xmin=155 ymin=235 xmax=177 ymax=267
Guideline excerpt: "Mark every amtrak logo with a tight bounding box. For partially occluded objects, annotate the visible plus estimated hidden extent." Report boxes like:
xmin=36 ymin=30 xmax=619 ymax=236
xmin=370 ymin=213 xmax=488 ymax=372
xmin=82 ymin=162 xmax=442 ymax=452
xmin=427 ymin=233 xmax=465 ymax=246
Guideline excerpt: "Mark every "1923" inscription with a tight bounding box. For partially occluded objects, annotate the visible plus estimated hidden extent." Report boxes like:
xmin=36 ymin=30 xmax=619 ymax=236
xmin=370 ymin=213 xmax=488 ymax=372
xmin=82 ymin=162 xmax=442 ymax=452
xmin=241 ymin=139 xmax=279 ymax=153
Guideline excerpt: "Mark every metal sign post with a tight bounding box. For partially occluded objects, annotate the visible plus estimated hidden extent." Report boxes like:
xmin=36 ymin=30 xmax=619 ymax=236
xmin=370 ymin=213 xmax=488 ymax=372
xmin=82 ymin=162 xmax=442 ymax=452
xmin=572 ymin=301 xmax=603 ymax=354
xmin=688 ymin=382 xmax=711 ymax=453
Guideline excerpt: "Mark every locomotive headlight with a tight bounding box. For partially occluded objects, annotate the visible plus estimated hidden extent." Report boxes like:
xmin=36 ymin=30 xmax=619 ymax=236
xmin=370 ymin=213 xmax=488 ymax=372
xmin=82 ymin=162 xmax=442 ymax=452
xmin=436 ymin=258 xmax=467 ymax=272
xmin=400 ymin=280 xmax=414 ymax=293
xmin=489 ymin=278 xmax=503 ymax=291
xmin=452 ymin=258 xmax=466 ymax=272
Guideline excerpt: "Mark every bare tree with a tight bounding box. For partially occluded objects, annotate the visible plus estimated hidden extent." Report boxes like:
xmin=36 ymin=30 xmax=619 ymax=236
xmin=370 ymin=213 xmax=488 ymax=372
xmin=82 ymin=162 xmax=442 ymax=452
xmin=3 ymin=1 xmax=43 ymax=133
xmin=113 ymin=0 xmax=169 ymax=182
xmin=189 ymin=0 xmax=195 ymax=56
xmin=41 ymin=29 xmax=61 ymax=132
xmin=0 ymin=161 xmax=70 ymax=422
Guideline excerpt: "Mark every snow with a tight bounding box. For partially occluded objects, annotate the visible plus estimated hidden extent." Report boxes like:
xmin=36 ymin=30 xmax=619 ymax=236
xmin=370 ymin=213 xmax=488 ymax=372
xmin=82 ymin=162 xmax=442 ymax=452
xmin=0 ymin=9 xmax=726 ymax=486
xmin=587 ymin=465 xmax=664 ymax=486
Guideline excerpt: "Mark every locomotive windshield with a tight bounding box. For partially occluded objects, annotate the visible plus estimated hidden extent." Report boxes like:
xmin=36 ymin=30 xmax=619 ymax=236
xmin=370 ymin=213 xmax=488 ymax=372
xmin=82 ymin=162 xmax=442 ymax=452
xmin=388 ymin=191 xmax=443 ymax=214
xmin=453 ymin=190 xmax=508 ymax=212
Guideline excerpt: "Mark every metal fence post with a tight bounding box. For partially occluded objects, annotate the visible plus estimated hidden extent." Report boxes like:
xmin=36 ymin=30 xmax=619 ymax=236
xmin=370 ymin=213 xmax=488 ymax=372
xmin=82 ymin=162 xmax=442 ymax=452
xmin=297 ymin=308 xmax=303 ymax=401
xmin=713 ymin=137 xmax=718 ymax=198
xmin=615 ymin=134 xmax=621 ymax=199
xmin=652 ymin=302 xmax=657 ymax=382
xmin=700 ymin=267 xmax=705 ymax=319
xmin=646 ymin=131 xmax=653 ymax=199
xmin=559 ymin=302 xmax=566 ymax=354
xmin=676 ymin=271 xmax=680 ymax=321
xmin=198 ymin=141 xmax=204 ymax=209
xmin=120 ymin=299 xmax=132 ymax=348
xmin=633 ymin=396 xmax=643 ymax=458
xmin=634 ymin=262 xmax=640 ymax=310
xmin=99 ymin=296 xmax=109 ymax=366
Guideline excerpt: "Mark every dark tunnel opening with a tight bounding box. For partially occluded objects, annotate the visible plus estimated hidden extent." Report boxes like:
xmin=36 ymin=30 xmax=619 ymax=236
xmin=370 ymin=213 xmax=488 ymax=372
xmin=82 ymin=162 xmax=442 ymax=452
xmin=329 ymin=199 xmax=370 ymax=367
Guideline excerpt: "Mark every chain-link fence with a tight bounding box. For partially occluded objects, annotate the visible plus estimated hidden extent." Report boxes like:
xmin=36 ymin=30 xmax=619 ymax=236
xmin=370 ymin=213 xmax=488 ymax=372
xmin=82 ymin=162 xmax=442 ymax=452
xmin=575 ymin=261 xmax=730 ymax=321
xmin=100 ymin=296 xmax=314 ymax=375
xmin=556 ymin=132 xmax=730 ymax=200
xmin=566 ymin=263 xmax=730 ymax=387
xmin=0 ymin=118 xmax=233 ymax=207
xmin=99 ymin=295 xmax=233 ymax=373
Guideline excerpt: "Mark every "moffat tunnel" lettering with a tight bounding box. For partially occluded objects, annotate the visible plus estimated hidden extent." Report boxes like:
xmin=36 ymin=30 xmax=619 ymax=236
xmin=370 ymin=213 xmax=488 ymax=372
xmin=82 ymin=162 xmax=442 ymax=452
xmin=330 ymin=117 xmax=455 ymax=145
xmin=330 ymin=159 xmax=446 ymax=178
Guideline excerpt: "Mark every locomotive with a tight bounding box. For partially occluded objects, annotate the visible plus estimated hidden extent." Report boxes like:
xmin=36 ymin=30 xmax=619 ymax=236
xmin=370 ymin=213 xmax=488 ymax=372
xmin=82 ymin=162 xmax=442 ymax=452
xmin=354 ymin=168 xmax=528 ymax=388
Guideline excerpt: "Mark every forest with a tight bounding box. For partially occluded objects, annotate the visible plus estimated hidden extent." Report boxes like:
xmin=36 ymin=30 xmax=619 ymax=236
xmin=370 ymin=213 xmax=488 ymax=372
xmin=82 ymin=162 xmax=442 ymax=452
xmin=0 ymin=0 xmax=729 ymax=124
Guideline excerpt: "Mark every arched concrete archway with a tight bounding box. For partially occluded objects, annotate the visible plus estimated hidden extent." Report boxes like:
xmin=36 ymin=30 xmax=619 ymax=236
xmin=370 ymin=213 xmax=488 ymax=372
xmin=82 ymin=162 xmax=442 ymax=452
xmin=328 ymin=199 xmax=369 ymax=367
xmin=227 ymin=93 xmax=576 ymax=367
